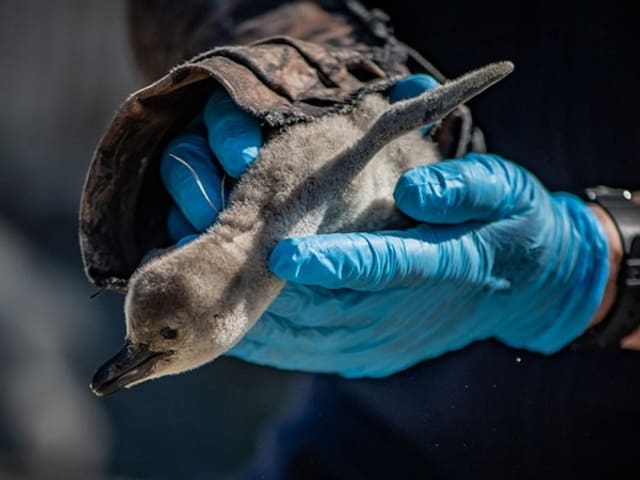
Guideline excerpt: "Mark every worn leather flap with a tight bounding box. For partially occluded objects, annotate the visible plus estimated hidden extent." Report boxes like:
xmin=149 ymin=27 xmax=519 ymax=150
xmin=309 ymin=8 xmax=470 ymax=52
xmin=79 ymin=35 xmax=408 ymax=290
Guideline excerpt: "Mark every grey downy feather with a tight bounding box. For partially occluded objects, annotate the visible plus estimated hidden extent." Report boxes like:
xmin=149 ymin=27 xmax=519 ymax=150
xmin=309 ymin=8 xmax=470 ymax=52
xmin=116 ymin=62 xmax=513 ymax=385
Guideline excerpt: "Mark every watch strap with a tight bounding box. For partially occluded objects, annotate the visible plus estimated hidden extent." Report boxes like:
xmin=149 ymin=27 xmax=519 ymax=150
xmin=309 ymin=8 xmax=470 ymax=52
xmin=573 ymin=186 xmax=640 ymax=349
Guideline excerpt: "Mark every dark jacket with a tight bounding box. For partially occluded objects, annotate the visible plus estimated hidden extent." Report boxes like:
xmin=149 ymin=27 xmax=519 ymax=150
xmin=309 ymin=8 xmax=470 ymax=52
xmin=125 ymin=1 xmax=640 ymax=478
xmin=239 ymin=1 xmax=640 ymax=478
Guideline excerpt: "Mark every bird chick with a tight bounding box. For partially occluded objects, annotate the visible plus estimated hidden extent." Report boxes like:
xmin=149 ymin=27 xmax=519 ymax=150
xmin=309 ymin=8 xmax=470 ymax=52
xmin=91 ymin=62 xmax=514 ymax=396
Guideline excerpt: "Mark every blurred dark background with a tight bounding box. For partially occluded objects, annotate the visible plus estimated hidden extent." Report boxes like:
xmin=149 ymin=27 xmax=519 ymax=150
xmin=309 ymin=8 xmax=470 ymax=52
xmin=0 ymin=1 xmax=297 ymax=478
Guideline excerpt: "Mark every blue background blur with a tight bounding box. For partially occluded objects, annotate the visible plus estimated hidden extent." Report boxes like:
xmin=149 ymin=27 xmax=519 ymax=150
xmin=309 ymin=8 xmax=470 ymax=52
xmin=0 ymin=1 xmax=297 ymax=478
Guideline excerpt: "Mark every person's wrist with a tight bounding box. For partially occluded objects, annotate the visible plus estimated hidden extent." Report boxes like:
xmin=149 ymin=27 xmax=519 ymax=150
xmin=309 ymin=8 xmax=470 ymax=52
xmin=586 ymin=203 xmax=624 ymax=327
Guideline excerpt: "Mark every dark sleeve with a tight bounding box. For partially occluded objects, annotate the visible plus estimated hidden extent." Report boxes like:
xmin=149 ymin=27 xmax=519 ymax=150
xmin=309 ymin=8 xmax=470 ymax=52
xmin=126 ymin=0 xmax=398 ymax=82
xmin=238 ymin=341 xmax=640 ymax=479
xmin=369 ymin=0 xmax=640 ymax=190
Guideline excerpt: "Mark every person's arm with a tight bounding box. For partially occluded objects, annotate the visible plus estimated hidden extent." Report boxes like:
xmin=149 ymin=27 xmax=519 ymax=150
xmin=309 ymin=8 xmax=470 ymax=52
xmin=588 ymin=193 xmax=640 ymax=350
xmin=587 ymin=204 xmax=623 ymax=328
xmin=621 ymin=192 xmax=640 ymax=348
xmin=158 ymin=59 xmax=640 ymax=377
xmin=160 ymin=88 xmax=640 ymax=379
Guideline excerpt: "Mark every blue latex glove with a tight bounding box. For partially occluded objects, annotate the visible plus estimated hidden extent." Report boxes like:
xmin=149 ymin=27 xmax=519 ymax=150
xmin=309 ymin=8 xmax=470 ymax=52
xmin=246 ymin=153 xmax=610 ymax=376
xmin=159 ymin=75 xmax=610 ymax=377
xmin=160 ymin=75 xmax=434 ymax=241
xmin=160 ymin=90 xmax=263 ymax=241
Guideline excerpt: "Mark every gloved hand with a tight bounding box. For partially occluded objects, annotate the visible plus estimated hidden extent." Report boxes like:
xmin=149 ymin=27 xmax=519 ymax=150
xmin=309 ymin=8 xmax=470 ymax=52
xmin=160 ymin=75 xmax=610 ymax=377
xmin=248 ymin=153 xmax=610 ymax=376
xmin=160 ymin=75 xmax=438 ymax=243
xmin=161 ymin=89 xmax=264 ymax=246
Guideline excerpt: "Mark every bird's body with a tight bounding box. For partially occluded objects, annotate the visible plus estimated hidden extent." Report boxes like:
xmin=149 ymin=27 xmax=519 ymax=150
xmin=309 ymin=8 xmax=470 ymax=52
xmin=91 ymin=62 xmax=513 ymax=395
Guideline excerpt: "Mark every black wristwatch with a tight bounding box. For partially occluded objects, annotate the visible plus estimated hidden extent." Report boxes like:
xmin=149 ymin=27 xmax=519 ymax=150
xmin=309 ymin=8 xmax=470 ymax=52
xmin=573 ymin=186 xmax=640 ymax=349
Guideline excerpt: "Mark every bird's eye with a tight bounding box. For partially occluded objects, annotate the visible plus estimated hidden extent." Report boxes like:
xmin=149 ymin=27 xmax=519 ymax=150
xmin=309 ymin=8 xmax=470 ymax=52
xmin=161 ymin=327 xmax=178 ymax=340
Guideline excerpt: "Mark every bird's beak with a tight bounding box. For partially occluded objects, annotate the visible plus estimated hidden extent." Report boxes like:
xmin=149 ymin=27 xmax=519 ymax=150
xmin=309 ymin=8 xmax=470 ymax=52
xmin=90 ymin=341 xmax=171 ymax=396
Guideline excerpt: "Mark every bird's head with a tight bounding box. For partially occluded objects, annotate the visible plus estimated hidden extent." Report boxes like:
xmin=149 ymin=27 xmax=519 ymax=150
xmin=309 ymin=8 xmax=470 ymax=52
xmin=90 ymin=251 xmax=252 ymax=396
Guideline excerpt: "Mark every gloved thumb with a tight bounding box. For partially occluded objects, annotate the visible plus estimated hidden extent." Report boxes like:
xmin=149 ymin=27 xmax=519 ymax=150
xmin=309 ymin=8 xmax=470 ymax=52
xmin=394 ymin=153 xmax=542 ymax=224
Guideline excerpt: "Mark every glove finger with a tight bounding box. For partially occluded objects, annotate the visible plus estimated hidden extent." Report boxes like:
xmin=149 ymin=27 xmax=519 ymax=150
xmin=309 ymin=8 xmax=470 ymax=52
xmin=204 ymin=90 xmax=263 ymax=179
xmin=160 ymin=133 xmax=228 ymax=232
xmin=227 ymin=334 xmax=377 ymax=376
xmin=167 ymin=204 xmax=198 ymax=243
xmin=176 ymin=234 xmax=199 ymax=248
xmin=227 ymin=307 xmax=374 ymax=374
xmin=388 ymin=74 xmax=439 ymax=103
xmin=388 ymin=74 xmax=439 ymax=134
xmin=394 ymin=153 xmax=540 ymax=224
xmin=269 ymin=231 xmax=424 ymax=290
xmin=269 ymin=225 xmax=504 ymax=291
xmin=236 ymin=284 xmax=385 ymax=363
xmin=230 ymin=294 xmax=478 ymax=378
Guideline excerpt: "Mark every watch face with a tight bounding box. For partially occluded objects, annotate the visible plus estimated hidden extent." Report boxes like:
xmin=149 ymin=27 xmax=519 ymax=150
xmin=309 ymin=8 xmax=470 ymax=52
xmin=585 ymin=185 xmax=632 ymax=202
